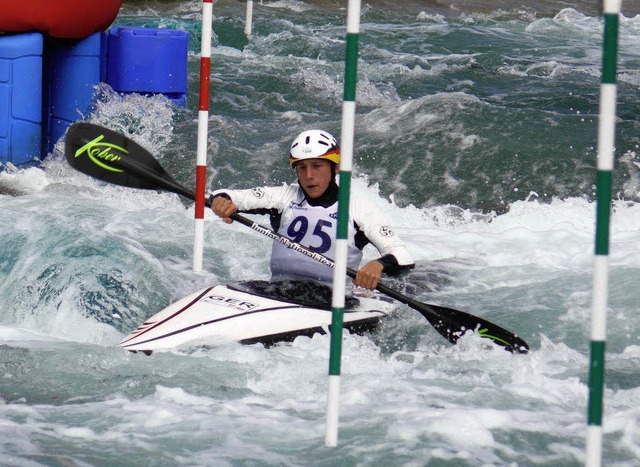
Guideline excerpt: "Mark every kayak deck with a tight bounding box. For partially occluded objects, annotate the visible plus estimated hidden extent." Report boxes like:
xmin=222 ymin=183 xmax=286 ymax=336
xmin=118 ymin=280 xmax=395 ymax=353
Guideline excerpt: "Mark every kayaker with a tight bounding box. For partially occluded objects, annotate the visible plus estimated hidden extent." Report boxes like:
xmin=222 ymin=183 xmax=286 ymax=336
xmin=209 ymin=129 xmax=414 ymax=290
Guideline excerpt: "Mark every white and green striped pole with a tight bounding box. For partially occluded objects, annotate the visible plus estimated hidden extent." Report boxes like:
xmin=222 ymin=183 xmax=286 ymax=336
xmin=586 ymin=1 xmax=621 ymax=465
xmin=325 ymin=0 xmax=361 ymax=447
xmin=244 ymin=0 xmax=254 ymax=36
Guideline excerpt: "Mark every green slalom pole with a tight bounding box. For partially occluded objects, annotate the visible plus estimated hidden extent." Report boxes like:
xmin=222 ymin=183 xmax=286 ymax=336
xmin=325 ymin=0 xmax=361 ymax=447
xmin=586 ymin=1 xmax=621 ymax=465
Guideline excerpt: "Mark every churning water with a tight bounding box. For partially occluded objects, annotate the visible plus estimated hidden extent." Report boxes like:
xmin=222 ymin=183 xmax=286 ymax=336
xmin=1 ymin=1 xmax=640 ymax=465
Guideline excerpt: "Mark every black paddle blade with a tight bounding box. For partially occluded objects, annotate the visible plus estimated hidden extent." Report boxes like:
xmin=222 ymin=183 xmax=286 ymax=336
xmin=420 ymin=302 xmax=529 ymax=353
xmin=64 ymin=122 xmax=193 ymax=199
xmin=374 ymin=281 xmax=529 ymax=353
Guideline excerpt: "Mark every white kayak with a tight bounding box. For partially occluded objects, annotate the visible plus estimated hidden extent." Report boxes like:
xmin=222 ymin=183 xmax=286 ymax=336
xmin=117 ymin=280 xmax=395 ymax=354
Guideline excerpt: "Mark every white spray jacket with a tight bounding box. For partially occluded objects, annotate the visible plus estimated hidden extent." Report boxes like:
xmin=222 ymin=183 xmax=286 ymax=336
xmin=210 ymin=183 xmax=414 ymax=284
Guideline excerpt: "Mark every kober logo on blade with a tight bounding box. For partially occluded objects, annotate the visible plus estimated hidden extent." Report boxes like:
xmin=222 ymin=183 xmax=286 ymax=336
xmin=74 ymin=134 xmax=127 ymax=172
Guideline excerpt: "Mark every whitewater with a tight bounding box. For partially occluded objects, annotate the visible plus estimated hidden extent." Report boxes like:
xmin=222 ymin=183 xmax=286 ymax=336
xmin=1 ymin=1 xmax=640 ymax=465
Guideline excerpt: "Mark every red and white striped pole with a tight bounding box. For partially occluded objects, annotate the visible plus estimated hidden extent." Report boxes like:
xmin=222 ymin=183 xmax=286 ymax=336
xmin=193 ymin=0 xmax=214 ymax=273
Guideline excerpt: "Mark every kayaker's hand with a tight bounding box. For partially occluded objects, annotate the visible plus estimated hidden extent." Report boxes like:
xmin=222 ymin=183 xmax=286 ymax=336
xmin=211 ymin=196 xmax=237 ymax=224
xmin=353 ymin=260 xmax=384 ymax=290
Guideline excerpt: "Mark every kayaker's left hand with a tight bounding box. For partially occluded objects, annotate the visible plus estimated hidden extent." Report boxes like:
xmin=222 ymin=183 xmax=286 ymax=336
xmin=354 ymin=260 xmax=384 ymax=290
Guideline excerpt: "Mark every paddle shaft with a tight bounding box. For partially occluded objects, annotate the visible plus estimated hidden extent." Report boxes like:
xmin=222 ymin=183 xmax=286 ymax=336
xmin=118 ymin=156 xmax=414 ymax=302
xmin=64 ymin=122 xmax=529 ymax=353
xmin=229 ymin=213 xmax=438 ymax=317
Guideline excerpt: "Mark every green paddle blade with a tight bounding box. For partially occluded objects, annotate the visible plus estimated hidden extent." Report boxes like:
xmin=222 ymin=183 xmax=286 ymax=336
xmin=65 ymin=122 xmax=194 ymax=199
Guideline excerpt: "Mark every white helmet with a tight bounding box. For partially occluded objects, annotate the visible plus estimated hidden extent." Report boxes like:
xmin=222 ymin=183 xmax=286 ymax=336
xmin=289 ymin=130 xmax=340 ymax=167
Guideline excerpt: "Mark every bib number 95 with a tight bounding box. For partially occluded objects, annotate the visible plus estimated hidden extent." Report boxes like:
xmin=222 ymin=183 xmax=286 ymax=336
xmin=287 ymin=216 xmax=333 ymax=253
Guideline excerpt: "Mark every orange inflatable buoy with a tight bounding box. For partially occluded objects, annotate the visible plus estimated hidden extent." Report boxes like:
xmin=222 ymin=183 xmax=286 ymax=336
xmin=0 ymin=0 xmax=123 ymax=39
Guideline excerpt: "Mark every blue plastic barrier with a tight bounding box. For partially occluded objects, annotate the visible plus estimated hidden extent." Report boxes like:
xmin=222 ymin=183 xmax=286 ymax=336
xmin=0 ymin=33 xmax=43 ymax=166
xmin=43 ymin=32 xmax=106 ymax=153
xmin=106 ymin=27 xmax=188 ymax=106
xmin=1 ymin=27 xmax=189 ymax=167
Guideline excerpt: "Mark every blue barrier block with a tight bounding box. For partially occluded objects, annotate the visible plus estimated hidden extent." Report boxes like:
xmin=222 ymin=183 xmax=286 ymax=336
xmin=43 ymin=32 xmax=106 ymax=153
xmin=0 ymin=33 xmax=43 ymax=166
xmin=107 ymin=27 xmax=188 ymax=106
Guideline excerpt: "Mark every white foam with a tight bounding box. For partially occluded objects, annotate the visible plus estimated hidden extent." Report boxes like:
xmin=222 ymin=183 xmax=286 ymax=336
xmin=350 ymin=177 xmax=640 ymax=273
xmin=262 ymin=0 xmax=314 ymax=13
xmin=0 ymin=165 xmax=50 ymax=196
xmin=0 ymin=325 xmax=65 ymax=344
